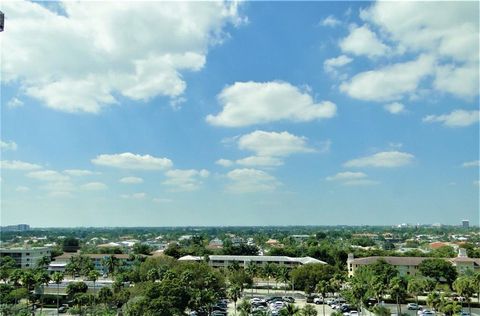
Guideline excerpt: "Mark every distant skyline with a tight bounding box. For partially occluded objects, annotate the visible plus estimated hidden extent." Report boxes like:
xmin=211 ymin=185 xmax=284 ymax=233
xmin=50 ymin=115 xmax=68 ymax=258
xmin=1 ymin=1 xmax=479 ymax=227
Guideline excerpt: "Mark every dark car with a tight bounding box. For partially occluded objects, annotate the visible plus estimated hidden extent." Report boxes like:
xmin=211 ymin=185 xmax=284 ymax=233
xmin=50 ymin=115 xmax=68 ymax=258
xmin=283 ymin=296 xmax=295 ymax=303
xmin=306 ymin=295 xmax=319 ymax=303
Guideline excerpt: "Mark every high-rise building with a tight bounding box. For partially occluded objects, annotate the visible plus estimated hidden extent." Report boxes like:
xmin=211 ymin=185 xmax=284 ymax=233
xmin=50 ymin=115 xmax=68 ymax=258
xmin=462 ymin=220 xmax=469 ymax=228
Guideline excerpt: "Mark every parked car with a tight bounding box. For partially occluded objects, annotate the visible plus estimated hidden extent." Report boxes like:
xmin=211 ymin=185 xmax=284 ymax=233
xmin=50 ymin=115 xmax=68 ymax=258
xmin=58 ymin=305 xmax=69 ymax=313
xmin=421 ymin=310 xmax=435 ymax=316
xmin=314 ymin=297 xmax=324 ymax=304
xmin=408 ymin=303 xmax=422 ymax=310
xmin=307 ymin=295 xmax=319 ymax=303
xmin=283 ymin=296 xmax=295 ymax=303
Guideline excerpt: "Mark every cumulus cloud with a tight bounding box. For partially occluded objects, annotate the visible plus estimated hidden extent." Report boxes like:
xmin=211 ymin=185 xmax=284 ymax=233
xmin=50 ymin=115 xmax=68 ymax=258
xmin=216 ymin=159 xmax=234 ymax=167
xmin=321 ymin=15 xmax=341 ymax=27
xmin=7 ymin=98 xmax=24 ymax=108
xmin=27 ymin=170 xmax=70 ymax=182
xmin=342 ymin=1 xmax=479 ymax=100
xmin=384 ymin=102 xmax=406 ymax=114
xmin=326 ymin=171 xmax=379 ymax=186
xmin=0 ymin=140 xmax=18 ymax=151
xmin=1 ymin=160 xmax=42 ymax=171
xmin=2 ymin=1 xmax=243 ymax=113
xmin=163 ymin=169 xmax=209 ymax=191
xmin=153 ymin=198 xmax=173 ymax=203
xmin=92 ymin=153 xmax=172 ymax=170
xmin=324 ymin=55 xmax=353 ymax=75
xmin=423 ymin=110 xmax=479 ymax=127
xmin=15 ymin=186 xmax=30 ymax=192
xmin=236 ymin=156 xmax=284 ymax=168
xmin=340 ymin=54 xmax=434 ymax=101
xmin=64 ymin=169 xmax=96 ymax=176
xmin=238 ymin=131 xmax=315 ymax=157
xmin=119 ymin=176 xmax=144 ymax=184
xmin=340 ymin=25 xmax=390 ymax=58
xmin=81 ymin=182 xmax=108 ymax=191
xmin=462 ymin=160 xmax=480 ymax=168
xmin=226 ymin=168 xmax=280 ymax=193
xmin=344 ymin=151 xmax=414 ymax=168
xmin=206 ymin=81 xmax=336 ymax=127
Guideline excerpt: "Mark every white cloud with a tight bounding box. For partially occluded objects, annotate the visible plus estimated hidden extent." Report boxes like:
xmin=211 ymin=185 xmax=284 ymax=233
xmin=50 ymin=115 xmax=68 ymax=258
xmin=92 ymin=152 xmax=172 ymax=170
xmin=163 ymin=169 xmax=209 ymax=191
xmin=206 ymin=81 xmax=336 ymax=127
xmin=226 ymin=168 xmax=280 ymax=193
xmin=462 ymin=160 xmax=480 ymax=168
xmin=340 ymin=54 xmax=434 ymax=101
xmin=321 ymin=15 xmax=341 ymax=27
xmin=238 ymin=130 xmax=315 ymax=157
xmin=236 ymin=156 xmax=284 ymax=168
xmin=423 ymin=110 xmax=479 ymax=127
xmin=344 ymin=151 xmax=414 ymax=168
xmin=153 ymin=198 xmax=173 ymax=203
xmin=474 ymin=180 xmax=480 ymax=187
xmin=7 ymin=97 xmax=24 ymax=108
xmin=121 ymin=193 xmax=147 ymax=200
xmin=324 ymin=55 xmax=353 ymax=74
xmin=27 ymin=170 xmax=70 ymax=182
xmin=81 ymin=182 xmax=108 ymax=191
xmin=384 ymin=102 xmax=406 ymax=114
xmin=15 ymin=186 xmax=30 ymax=192
xmin=2 ymin=1 xmax=243 ymax=113
xmin=326 ymin=171 xmax=368 ymax=181
xmin=358 ymin=1 xmax=479 ymax=99
xmin=0 ymin=140 xmax=18 ymax=151
xmin=216 ymin=159 xmax=234 ymax=168
xmin=63 ymin=169 xmax=95 ymax=176
xmin=340 ymin=25 xmax=390 ymax=58
xmin=1 ymin=160 xmax=42 ymax=171
xmin=326 ymin=171 xmax=378 ymax=186
xmin=119 ymin=176 xmax=144 ymax=184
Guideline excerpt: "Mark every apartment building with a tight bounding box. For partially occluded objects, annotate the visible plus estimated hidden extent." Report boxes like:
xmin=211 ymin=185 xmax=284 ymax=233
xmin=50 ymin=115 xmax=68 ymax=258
xmin=347 ymin=248 xmax=480 ymax=277
xmin=48 ymin=252 xmax=133 ymax=274
xmin=0 ymin=247 xmax=51 ymax=269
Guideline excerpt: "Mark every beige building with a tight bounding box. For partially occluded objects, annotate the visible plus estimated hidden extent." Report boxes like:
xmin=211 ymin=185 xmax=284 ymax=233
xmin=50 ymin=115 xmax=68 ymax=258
xmin=347 ymin=249 xmax=480 ymax=277
xmin=179 ymin=255 xmax=326 ymax=269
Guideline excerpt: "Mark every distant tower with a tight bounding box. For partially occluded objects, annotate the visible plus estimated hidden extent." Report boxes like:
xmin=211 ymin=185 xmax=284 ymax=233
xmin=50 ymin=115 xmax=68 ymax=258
xmin=462 ymin=220 xmax=469 ymax=228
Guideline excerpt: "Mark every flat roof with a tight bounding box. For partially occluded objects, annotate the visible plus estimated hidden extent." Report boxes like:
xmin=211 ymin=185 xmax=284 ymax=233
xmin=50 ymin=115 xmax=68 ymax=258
xmin=179 ymin=255 xmax=326 ymax=264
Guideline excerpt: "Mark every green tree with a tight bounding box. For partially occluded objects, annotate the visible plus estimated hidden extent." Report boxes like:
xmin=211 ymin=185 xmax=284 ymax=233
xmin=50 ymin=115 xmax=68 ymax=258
xmin=87 ymin=269 xmax=101 ymax=311
xmin=302 ymin=304 xmax=318 ymax=316
xmin=35 ymin=270 xmax=51 ymax=313
xmin=228 ymin=284 xmax=242 ymax=315
xmin=418 ymin=259 xmax=457 ymax=287
xmin=453 ymin=276 xmax=475 ymax=314
xmin=98 ymin=286 xmax=113 ymax=307
xmin=426 ymin=292 xmax=441 ymax=311
xmin=316 ymin=280 xmax=330 ymax=316
xmin=389 ymin=276 xmax=408 ymax=315
xmin=280 ymin=303 xmax=301 ymax=316
xmin=276 ymin=265 xmax=290 ymax=295
xmin=51 ymin=272 xmax=64 ymax=315
xmin=245 ymin=262 xmax=258 ymax=295
xmin=237 ymin=299 xmax=252 ymax=316
xmin=35 ymin=255 xmax=51 ymax=270
xmin=262 ymin=262 xmax=276 ymax=293
xmin=291 ymin=264 xmax=336 ymax=294
xmin=408 ymin=277 xmax=427 ymax=306
xmin=67 ymin=281 xmax=88 ymax=297
xmin=102 ymin=255 xmax=120 ymax=277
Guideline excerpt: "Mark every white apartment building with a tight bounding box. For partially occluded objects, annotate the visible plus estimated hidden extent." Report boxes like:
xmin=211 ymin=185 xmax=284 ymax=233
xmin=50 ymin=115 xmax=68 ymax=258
xmin=179 ymin=255 xmax=326 ymax=268
xmin=0 ymin=247 xmax=51 ymax=269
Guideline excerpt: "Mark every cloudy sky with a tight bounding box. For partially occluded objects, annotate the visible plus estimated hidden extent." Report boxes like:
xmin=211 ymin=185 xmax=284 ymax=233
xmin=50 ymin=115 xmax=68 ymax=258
xmin=1 ymin=1 xmax=478 ymax=227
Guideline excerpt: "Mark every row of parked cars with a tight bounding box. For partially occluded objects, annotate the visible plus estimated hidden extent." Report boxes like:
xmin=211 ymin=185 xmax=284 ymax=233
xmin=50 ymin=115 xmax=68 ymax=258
xmin=249 ymin=296 xmax=296 ymax=316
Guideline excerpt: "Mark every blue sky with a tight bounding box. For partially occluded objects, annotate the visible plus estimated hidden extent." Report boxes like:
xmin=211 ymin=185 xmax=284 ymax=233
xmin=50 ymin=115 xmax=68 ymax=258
xmin=1 ymin=1 xmax=478 ymax=227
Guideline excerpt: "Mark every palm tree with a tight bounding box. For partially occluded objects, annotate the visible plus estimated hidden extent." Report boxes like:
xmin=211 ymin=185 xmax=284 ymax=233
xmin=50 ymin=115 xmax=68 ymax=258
xmin=35 ymin=255 xmax=51 ymax=270
xmin=98 ymin=287 xmax=113 ymax=308
xmin=88 ymin=270 xmax=100 ymax=312
xmin=302 ymin=304 xmax=318 ymax=316
xmin=35 ymin=270 xmax=51 ymax=313
xmin=408 ymin=277 xmax=426 ymax=307
xmin=316 ymin=280 xmax=329 ymax=316
xmin=237 ymin=299 xmax=252 ymax=316
xmin=453 ymin=276 xmax=475 ymax=315
xmin=245 ymin=262 xmax=258 ymax=295
xmin=474 ymin=272 xmax=480 ymax=304
xmin=389 ymin=277 xmax=407 ymax=315
xmin=228 ymin=284 xmax=242 ymax=315
xmin=276 ymin=266 xmax=290 ymax=295
xmin=280 ymin=303 xmax=301 ymax=316
xmin=101 ymin=255 xmax=119 ymax=277
xmin=263 ymin=263 xmax=276 ymax=294
xmin=52 ymin=272 xmax=64 ymax=314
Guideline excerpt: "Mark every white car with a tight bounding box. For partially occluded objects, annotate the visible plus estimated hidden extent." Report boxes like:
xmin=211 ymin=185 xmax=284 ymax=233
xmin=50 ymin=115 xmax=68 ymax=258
xmin=314 ymin=297 xmax=324 ymax=305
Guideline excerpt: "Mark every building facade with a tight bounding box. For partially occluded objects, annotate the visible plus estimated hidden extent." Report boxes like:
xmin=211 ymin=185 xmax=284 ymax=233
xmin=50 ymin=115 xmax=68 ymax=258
xmin=347 ymin=249 xmax=480 ymax=277
xmin=0 ymin=247 xmax=51 ymax=269
xmin=48 ymin=252 xmax=134 ymax=275
xmin=179 ymin=255 xmax=326 ymax=268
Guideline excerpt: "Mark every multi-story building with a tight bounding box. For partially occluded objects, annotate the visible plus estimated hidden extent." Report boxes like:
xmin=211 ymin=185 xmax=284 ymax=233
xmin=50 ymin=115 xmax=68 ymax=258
xmin=179 ymin=255 xmax=326 ymax=268
xmin=347 ymin=248 xmax=480 ymax=277
xmin=48 ymin=252 xmax=134 ymax=275
xmin=0 ymin=247 xmax=51 ymax=269
xmin=462 ymin=220 xmax=470 ymax=228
